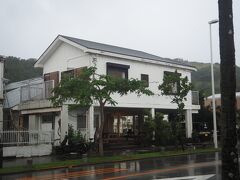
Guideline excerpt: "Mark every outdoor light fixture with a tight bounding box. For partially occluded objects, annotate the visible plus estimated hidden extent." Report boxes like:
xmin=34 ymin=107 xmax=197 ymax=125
xmin=208 ymin=19 xmax=219 ymax=25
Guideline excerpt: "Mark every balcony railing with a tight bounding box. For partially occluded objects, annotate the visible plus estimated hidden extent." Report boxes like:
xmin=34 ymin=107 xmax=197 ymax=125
xmin=0 ymin=130 xmax=54 ymax=146
xmin=20 ymin=80 xmax=54 ymax=103
xmin=192 ymin=91 xmax=199 ymax=105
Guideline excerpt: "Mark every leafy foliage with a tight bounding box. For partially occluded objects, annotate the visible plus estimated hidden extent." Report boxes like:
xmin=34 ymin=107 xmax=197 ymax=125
xmin=142 ymin=113 xmax=175 ymax=146
xmin=154 ymin=113 xmax=175 ymax=146
xmin=68 ymin=124 xmax=86 ymax=144
xmin=51 ymin=67 xmax=153 ymax=107
xmin=158 ymin=70 xmax=192 ymax=150
xmin=158 ymin=70 xmax=193 ymax=120
xmin=142 ymin=116 xmax=155 ymax=146
xmin=51 ymin=66 xmax=154 ymax=156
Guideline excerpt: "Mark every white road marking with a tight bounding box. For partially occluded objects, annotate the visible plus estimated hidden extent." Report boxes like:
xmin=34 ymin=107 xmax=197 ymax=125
xmin=153 ymin=174 xmax=215 ymax=180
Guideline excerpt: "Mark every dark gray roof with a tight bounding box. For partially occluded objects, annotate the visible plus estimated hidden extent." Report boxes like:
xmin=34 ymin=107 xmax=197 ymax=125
xmin=61 ymin=35 xmax=194 ymax=68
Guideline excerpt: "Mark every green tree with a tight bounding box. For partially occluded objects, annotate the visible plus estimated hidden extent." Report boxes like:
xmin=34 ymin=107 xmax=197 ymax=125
xmin=158 ymin=70 xmax=193 ymax=150
xmin=218 ymin=0 xmax=239 ymax=178
xmin=154 ymin=113 xmax=174 ymax=146
xmin=51 ymin=66 xmax=153 ymax=156
xmin=4 ymin=56 xmax=42 ymax=82
xmin=142 ymin=116 xmax=155 ymax=146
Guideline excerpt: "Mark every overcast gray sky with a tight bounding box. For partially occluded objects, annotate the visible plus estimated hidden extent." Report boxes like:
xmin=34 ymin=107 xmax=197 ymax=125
xmin=0 ymin=0 xmax=239 ymax=65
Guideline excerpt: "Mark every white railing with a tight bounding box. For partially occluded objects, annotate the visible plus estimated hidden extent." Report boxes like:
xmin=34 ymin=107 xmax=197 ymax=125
xmin=0 ymin=130 xmax=54 ymax=146
xmin=20 ymin=80 xmax=54 ymax=103
xmin=192 ymin=91 xmax=199 ymax=105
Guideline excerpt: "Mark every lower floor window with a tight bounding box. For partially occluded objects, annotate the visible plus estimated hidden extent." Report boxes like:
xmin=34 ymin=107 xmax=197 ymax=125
xmin=77 ymin=115 xmax=86 ymax=129
xmin=94 ymin=115 xmax=99 ymax=128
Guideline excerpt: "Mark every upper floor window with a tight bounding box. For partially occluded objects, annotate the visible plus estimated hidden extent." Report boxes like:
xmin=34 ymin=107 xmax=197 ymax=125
xmin=107 ymin=62 xmax=130 ymax=79
xmin=163 ymin=71 xmax=181 ymax=95
xmin=141 ymin=74 xmax=149 ymax=87
xmin=61 ymin=69 xmax=74 ymax=79
xmin=61 ymin=67 xmax=87 ymax=80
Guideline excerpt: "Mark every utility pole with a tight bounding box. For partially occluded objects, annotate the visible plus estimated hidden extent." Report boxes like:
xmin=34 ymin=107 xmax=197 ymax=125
xmin=218 ymin=0 xmax=239 ymax=179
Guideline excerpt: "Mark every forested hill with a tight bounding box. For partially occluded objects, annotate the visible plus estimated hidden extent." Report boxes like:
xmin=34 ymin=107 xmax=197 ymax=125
xmin=4 ymin=56 xmax=42 ymax=83
xmin=3 ymin=56 xmax=240 ymax=97
xmin=190 ymin=62 xmax=240 ymax=96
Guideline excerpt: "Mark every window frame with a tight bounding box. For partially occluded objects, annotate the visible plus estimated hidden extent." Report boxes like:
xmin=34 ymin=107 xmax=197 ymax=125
xmin=94 ymin=114 xmax=99 ymax=128
xmin=141 ymin=74 xmax=149 ymax=87
xmin=77 ymin=115 xmax=87 ymax=129
xmin=61 ymin=69 xmax=74 ymax=79
xmin=163 ymin=71 xmax=181 ymax=95
xmin=106 ymin=62 xmax=130 ymax=79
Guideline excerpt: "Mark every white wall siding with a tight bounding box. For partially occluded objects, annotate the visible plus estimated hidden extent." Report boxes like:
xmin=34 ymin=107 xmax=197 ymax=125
xmin=42 ymin=42 xmax=197 ymax=110
xmin=95 ymin=54 xmax=193 ymax=110
xmin=3 ymin=144 xmax=52 ymax=157
xmin=43 ymin=42 xmax=92 ymax=75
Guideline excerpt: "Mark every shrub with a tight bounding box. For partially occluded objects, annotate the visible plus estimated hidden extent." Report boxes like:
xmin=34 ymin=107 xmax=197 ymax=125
xmin=154 ymin=113 xmax=175 ymax=146
xmin=68 ymin=124 xmax=86 ymax=145
xmin=142 ymin=116 xmax=155 ymax=146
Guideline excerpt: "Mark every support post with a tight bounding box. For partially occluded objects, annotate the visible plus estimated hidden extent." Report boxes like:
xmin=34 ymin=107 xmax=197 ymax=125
xmin=151 ymin=108 xmax=155 ymax=118
xmin=54 ymin=114 xmax=61 ymax=146
xmin=88 ymin=106 xmax=94 ymax=141
xmin=185 ymin=109 xmax=193 ymax=138
xmin=0 ymin=137 xmax=2 ymax=168
xmin=60 ymin=105 xmax=69 ymax=142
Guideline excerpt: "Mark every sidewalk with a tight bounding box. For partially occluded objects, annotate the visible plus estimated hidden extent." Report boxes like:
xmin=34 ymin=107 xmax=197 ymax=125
xmin=2 ymin=147 xmax=156 ymax=168
xmin=3 ymin=155 xmax=60 ymax=168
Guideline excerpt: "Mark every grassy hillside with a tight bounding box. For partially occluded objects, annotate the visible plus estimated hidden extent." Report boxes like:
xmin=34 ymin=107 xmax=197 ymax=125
xmin=4 ymin=56 xmax=42 ymax=83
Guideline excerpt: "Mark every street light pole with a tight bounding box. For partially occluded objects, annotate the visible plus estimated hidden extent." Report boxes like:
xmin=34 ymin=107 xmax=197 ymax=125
xmin=208 ymin=19 xmax=219 ymax=149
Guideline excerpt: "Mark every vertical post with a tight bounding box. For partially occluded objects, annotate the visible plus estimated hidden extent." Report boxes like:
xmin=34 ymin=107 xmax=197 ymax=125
xmin=209 ymin=21 xmax=218 ymax=149
xmin=54 ymin=114 xmax=61 ymax=146
xmin=0 ymin=104 xmax=3 ymax=131
xmin=151 ymin=108 xmax=155 ymax=143
xmin=0 ymin=136 xmax=3 ymax=168
xmin=185 ymin=109 xmax=193 ymax=138
xmin=151 ymin=108 xmax=155 ymax=118
xmin=28 ymin=83 xmax=31 ymax=101
xmin=88 ymin=106 xmax=94 ymax=140
xmin=117 ymin=114 xmax=120 ymax=136
xmin=20 ymin=86 xmax=22 ymax=102
xmin=60 ymin=105 xmax=69 ymax=142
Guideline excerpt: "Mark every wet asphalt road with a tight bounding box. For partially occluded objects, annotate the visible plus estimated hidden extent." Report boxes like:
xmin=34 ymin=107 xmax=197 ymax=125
xmin=1 ymin=152 xmax=222 ymax=180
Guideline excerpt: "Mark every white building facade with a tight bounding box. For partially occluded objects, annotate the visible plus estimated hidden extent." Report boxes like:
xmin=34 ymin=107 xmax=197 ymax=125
xmin=17 ymin=35 xmax=200 ymax=147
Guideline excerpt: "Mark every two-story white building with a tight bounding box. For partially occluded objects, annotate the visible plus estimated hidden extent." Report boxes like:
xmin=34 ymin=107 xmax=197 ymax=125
xmin=17 ymin=35 xmax=200 ymax=149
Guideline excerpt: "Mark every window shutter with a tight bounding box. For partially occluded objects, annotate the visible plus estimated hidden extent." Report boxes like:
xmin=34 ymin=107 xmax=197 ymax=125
xmin=44 ymin=71 xmax=59 ymax=86
xmin=50 ymin=71 xmax=59 ymax=86
xmin=44 ymin=73 xmax=50 ymax=81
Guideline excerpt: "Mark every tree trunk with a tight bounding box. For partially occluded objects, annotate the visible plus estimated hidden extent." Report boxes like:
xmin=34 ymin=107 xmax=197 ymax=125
xmin=98 ymin=103 xmax=105 ymax=156
xmin=218 ymin=0 xmax=239 ymax=179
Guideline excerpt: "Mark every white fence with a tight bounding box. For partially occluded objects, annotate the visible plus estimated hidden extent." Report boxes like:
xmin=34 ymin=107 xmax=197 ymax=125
xmin=0 ymin=130 xmax=54 ymax=146
xmin=20 ymin=80 xmax=54 ymax=103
